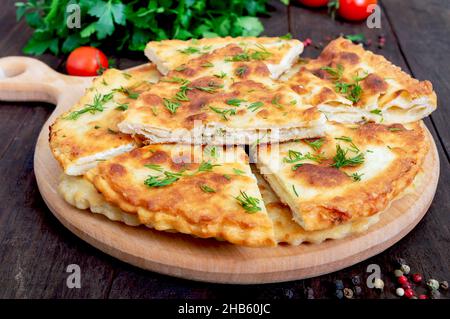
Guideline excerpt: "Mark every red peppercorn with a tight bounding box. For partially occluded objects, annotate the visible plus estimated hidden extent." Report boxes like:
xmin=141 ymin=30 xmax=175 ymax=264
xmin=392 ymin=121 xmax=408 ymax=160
xmin=404 ymin=288 xmax=415 ymax=299
xmin=398 ymin=276 xmax=408 ymax=285
xmin=402 ymin=283 xmax=412 ymax=290
xmin=303 ymin=38 xmax=313 ymax=47
xmin=418 ymin=294 xmax=428 ymax=299
xmin=412 ymin=273 xmax=422 ymax=283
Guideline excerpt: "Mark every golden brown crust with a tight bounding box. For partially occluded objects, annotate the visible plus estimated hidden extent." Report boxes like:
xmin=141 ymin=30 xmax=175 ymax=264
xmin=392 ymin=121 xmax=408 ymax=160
xmin=284 ymin=37 xmax=437 ymax=124
xmin=121 ymin=43 xmax=325 ymax=143
xmin=254 ymin=121 xmax=429 ymax=231
xmin=49 ymin=66 xmax=160 ymax=175
xmin=85 ymin=145 xmax=276 ymax=247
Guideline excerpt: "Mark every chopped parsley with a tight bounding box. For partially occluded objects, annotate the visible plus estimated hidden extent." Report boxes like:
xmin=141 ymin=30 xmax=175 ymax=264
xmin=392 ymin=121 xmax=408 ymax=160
xmin=201 ymin=62 xmax=214 ymax=68
xmin=235 ymin=190 xmax=261 ymax=213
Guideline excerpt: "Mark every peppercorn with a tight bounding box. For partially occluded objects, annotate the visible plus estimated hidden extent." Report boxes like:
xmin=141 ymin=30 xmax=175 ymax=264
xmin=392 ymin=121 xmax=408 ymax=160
xmin=304 ymin=287 xmax=314 ymax=299
xmin=334 ymin=279 xmax=344 ymax=290
xmin=394 ymin=257 xmax=406 ymax=267
xmin=430 ymin=290 xmax=441 ymax=299
xmin=343 ymin=288 xmax=353 ymax=299
xmin=303 ymin=38 xmax=313 ymax=48
xmin=402 ymin=283 xmax=412 ymax=290
xmin=395 ymin=287 xmax=405 ymax=297
xmin=400 ymin=264 xmax=410 ymax=275
xmin=353 ymin=286 xmax=362 ymax=296
xmin=404 ymin=288 xmax=415 ymax=299
xmin=374 ymin=278 xmax=384 ymax=290
xmin=335 ymin=289 xmax=344 ymax=299
xmin=394 ymin=269 xmax=403 ymax=277
xmin=351 ymin=275 xmax=361 ymax=286
xmin=427 ymin=279 xmax=439 ymax=291
xmin=398 ymin=276 xmax=408 ymax=285
xmin=440 ymin=280 xmax=449 ymax=290
xmin=412 ymin=273 xmax=422 ymax=283
xmin=418 ymin=294 xmax=428 ymax=299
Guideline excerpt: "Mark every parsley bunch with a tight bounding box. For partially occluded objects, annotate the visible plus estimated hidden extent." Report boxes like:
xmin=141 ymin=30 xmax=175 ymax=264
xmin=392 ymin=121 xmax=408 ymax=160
xmin=15 ymin=0 xmax=288 ymax=56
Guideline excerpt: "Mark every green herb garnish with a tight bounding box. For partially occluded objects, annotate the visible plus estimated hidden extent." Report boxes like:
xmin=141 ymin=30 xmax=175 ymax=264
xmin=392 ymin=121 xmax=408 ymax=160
xmin=64 ymin=92 xmax=113 ymax=120
xmin=331 ymin=145 xmax=365 ymax=169
xmin=200 ymin=184 xmax=216 ymax=193
xmin=163 ymin=98 xmax=181 ymax=114
xmin=226 ymin=98 xmax=245 ymax=107
xmin=304 ymin=138 xmax=324 ymax=152
xmin=235 ymin=190 xmax=261 ymax=213
xmin=248 ymin=101 xmax=264 ymax=112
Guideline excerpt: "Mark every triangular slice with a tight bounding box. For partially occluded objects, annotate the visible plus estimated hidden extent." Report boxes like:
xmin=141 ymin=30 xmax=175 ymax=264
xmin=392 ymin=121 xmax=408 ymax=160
xmin=252 ymin=121 xmax=429 ymax=231
xmin=50 ymin=65 xmax=160 ymax=175
xmin=145 ymin=36 xmax=303 ymax=79
xmin=85 ymin=144 xmax=276 ymax=247
xmin=119 ymin=44 xmax=326 ymax=145
xmin=283 ymin=38 xmax=436 ymax=124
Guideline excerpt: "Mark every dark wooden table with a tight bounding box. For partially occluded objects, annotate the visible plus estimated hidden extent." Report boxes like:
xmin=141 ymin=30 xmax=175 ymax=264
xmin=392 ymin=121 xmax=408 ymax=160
xmin=0 ymin=0 xmax=449 ymax=299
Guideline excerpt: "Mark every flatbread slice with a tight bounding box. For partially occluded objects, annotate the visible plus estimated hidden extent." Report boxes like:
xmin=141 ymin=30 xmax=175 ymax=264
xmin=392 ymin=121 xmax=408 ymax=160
xmin=253 ymin=168 xmax=381 ymax=245
xmin=50 ymin=65 xmax=160 ymax=175
xmin=145 ymin=36 xmax=304 ymax=79
xmin=119 ymin=44 xmax=326 ymax=145
xmin=283 ymin=38 xmax=437 ymax=124
xmin=85 ymin=144 xmax=276 ymax=247
xmin=252 ymin=121 xmax=429 ymax=231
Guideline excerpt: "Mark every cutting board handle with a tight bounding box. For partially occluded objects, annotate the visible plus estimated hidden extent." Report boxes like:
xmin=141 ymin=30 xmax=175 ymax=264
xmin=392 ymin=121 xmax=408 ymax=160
xmin=0 ymin=56 xmax=92 ymax=105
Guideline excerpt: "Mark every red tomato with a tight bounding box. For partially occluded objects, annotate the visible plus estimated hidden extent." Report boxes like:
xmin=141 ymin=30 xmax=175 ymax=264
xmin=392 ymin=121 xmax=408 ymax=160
xmin=66 ymin=47 xmax=108 ymax=76
xmin=298 ymin=0 xmax=329 ymax=7
xmin=338 ymin=0 xmax=378 ymax=21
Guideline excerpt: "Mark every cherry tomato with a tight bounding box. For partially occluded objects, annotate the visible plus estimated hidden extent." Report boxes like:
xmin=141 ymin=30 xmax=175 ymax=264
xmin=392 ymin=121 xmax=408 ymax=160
xmin=338 ymin=0 xmax=378 ymax=21
xmin=298 ymin=0 xmax=329 ymax=7
xmin=66 ymin=47 xmax=108 ymax=76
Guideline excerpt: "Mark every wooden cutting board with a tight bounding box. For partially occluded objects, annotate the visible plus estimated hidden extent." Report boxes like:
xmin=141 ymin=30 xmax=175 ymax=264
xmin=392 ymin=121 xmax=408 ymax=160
xmin=0 ymin=57 xmax=440 ymax=284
